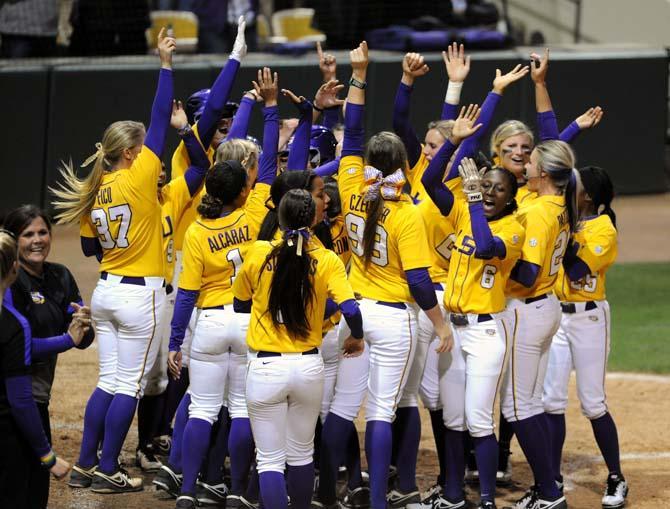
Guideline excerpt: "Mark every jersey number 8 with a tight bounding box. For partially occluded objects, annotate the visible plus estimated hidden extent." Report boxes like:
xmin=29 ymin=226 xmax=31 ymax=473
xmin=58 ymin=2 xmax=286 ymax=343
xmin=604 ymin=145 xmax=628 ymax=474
xmin=345 ymin=213 xmax=389 ymax=267
xmin=91 ymin=204 xmax=132 ymax=249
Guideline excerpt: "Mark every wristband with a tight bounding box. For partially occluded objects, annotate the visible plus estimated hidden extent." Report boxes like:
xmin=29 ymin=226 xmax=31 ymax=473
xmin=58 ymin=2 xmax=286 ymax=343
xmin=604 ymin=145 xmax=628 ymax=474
xmin=349 ymin=77 xmax=367 ymax=90
xmin=466 ymin=192 xmax=483 ymax=203
xmin=178 ymin=124 xmax=192 ymax=137
xmin=312 ymin=102 xmax=324 ymax=112
xmin=41 ymin=450 xmax=57 ymax=469
xmin=445 ymin=80 xmax=463 ymax=105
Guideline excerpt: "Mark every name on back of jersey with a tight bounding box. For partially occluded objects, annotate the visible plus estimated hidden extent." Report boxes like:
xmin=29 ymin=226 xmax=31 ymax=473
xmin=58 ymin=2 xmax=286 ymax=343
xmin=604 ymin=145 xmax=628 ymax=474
xmin=208 ymin=225 xmax=251 ymax=254
xmin=349 ymin=193 xmax=391 ymax=223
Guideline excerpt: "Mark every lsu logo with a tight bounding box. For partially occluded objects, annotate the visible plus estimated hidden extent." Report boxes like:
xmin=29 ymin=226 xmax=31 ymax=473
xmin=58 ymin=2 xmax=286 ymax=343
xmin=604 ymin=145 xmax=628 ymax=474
xmin=30 ymin=291 xmax=45 ymax=304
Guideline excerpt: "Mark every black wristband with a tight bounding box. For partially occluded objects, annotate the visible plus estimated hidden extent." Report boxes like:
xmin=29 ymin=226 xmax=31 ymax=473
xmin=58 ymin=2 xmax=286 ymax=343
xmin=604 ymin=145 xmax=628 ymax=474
xmin=312 ymin=102 xmax=324 ymax=112
xmin=178 ymin=124 xmax=192 ymax=137
xmin=349 ymin=77 xmax=367 ymax=89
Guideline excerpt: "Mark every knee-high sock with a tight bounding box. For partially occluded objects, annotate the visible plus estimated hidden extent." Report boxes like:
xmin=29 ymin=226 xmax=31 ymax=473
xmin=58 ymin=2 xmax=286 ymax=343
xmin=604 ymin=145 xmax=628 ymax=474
xmin=247 ymin=463 xmax=260 ymax=502
xmin=498 ymin=410 xmax=514 ymax=449
xmin=590 ymin=412 xmax=622 ymax=476
xmin=181 ymin=418 xmax=213 ymax=495
xmin=159 ymin=366 xmax=190 ymax=436
xmin=391 ymin=408 xmax=405 ymax=467
xmin=511 ymin=415 xmax=560 ymax=500
xmin=428 ymin=409 xmax=446 ymax=486
xmin=314 ymin=418 xmax=322 ymax=470
xmin=287 ymin=463 xmax=315 ymax=509
xmin=346 ymin=422 xmax=363 ymax=490
xmin=544 ymin=413 xmax=566 ymax=480
xmin=98 ymin=394 xmax=138 ymax=474
xmin=443 ymin=429 xmax=466 ymax=502
xmin=365 ymin=420 xmax=393 ymax=509
xmin=395 ymin=407 xmax=421 ymax=492
xmin=229 ymin=418 xmax=255 ymax=494
xmin=319 ymin=413 xmax=353 ymax=504
xmin=473 ymin=434 xmax=497 ymax=503
xmin=202 ymin=406 xmax=230 ymax=484
xmin=168 ymin=393 xmax=191 ymax=473
xmin=137 ymin=393 xmax=164 ymax=449
xmin=78 ymin=388 xmax=114 ymax=468
xmin=259 ymin=471 xmax=288 ymax=509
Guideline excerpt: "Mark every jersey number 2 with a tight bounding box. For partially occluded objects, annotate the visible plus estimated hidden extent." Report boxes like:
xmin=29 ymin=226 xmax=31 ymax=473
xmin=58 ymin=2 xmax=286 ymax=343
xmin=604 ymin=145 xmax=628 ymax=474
xmin=91 ymin=204 xmax=132 ymax=249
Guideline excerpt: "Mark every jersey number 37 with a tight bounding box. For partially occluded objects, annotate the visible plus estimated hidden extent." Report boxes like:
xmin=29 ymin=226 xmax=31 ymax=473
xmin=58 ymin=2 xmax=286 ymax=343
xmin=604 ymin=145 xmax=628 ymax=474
xmin=91 ymin=204 xmax=132 ymax=249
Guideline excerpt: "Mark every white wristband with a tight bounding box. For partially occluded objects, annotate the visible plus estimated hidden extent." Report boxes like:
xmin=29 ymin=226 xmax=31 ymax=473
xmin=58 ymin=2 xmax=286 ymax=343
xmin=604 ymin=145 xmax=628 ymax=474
xmin=445 ymin=80 xmax=463 ymax=105
xmin=466 ymin=192 xmax=483 ymax=203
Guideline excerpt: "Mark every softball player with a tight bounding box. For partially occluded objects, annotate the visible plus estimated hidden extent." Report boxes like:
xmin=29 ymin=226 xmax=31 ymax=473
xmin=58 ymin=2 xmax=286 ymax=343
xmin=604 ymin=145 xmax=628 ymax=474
xmin=543 ymin=166 xmax=627 ymax=509
xmin=49 ymin=30 xmax=176 ymax=492
xmin=318 ymin=42 xmax=452 ymax=509
xmin=501 ymin=140 xmax=578 ymax=509
xmin=233 ymin=189 xmax=364 ymax=509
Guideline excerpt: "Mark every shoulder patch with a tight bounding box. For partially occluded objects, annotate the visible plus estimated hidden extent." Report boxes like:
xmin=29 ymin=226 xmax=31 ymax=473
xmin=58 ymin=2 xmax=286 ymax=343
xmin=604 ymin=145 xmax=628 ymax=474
xmin=529 ymin=238 xmax=538 ymax=247
xmin=595 ymin=245 xmax=603 ymax=254
xmin=512 ymin=234 xmax=519 ymax=244
xmin=347 ymin=167 xmax=357 ymax=175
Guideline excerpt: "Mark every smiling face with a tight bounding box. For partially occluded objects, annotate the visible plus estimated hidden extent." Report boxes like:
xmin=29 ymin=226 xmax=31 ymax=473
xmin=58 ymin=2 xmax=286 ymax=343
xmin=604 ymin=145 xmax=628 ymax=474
xmin=18 ymin=216 xmax=51 ymax=275
xmin=524 ymin=149 xmax=543 ymax=192
xmin=422 ymin=128 xmax=447 ymax=162
xmin=481 ymin=169 xmax=515 ymax=219
xmin=499 ymin=133 xmax=533 ymax=179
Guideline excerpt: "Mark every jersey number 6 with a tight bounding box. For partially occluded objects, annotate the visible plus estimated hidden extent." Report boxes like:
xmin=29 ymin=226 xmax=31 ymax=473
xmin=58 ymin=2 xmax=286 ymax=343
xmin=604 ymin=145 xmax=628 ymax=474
xmin=91 ymin=204 xmax=133 ymax=249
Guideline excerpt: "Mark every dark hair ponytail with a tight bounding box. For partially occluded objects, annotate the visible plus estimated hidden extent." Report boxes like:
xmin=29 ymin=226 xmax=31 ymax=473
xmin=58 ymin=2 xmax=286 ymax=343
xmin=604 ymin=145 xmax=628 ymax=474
xmin=197 ymin=160 xmax=248 ymax=219
xmin=264 ymin=189 xmax=317 ymax=339
xmin=362 ymin=195 xmax=383 ymax=267
xmin=578 ymin=165 xmax=616 ymax=228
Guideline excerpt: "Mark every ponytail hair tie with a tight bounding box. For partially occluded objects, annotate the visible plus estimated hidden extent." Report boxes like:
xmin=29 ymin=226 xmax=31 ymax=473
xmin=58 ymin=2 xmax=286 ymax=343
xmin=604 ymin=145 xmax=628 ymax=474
xmin=0 ymin=228 xmax=16 ymax=239
xmin=81 ymin=142 xmax=104 ymax=168
xmin=362 ymin=166 xmax=406 ymax=202
xmin=283 ymin=227 xmax=311 ymax=256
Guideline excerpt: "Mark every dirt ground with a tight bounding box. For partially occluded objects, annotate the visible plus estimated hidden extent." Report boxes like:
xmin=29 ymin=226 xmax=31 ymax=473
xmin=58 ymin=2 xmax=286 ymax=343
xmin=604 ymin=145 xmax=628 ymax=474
xmin=44 ymin=194 xmax=670 ymax=509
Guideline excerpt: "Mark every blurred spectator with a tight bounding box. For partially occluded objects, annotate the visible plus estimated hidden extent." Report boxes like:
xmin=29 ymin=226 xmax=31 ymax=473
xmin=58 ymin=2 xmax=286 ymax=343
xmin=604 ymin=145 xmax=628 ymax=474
xmin=191 ymin=0 xmax=258 ymax=54
xmin=69 ymin=0 xmax=150 ymax=56
xmin=0 ymin=0 xmax=59 ymax=58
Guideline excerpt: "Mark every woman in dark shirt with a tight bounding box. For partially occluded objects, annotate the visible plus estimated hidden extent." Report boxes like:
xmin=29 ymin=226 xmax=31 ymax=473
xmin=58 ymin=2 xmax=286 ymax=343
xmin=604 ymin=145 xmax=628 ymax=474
xmin=3 ymin=205 xmax=94 ymax=508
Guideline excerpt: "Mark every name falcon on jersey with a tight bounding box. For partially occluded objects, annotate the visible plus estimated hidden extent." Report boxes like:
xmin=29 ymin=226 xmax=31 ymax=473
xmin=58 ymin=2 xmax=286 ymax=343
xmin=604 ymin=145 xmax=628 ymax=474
xmin=207 ymin=225 xmax=251 ymax=254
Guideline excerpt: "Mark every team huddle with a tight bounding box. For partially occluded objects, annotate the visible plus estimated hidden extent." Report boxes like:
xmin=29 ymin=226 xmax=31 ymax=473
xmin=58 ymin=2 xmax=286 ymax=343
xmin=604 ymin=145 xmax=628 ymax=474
xmin=39 ymin=17 xmax=627 ymax=509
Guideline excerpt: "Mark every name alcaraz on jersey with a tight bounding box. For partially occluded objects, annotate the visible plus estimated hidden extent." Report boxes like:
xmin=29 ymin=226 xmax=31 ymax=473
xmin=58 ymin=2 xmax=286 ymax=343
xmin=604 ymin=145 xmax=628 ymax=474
xmin=207 ymin=225 xmax=251 ymax=254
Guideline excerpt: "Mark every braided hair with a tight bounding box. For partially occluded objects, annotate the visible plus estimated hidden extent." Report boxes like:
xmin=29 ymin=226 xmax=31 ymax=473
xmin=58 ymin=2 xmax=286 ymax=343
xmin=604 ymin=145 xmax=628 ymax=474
xmin=197 ymin=160 xmax=248 ymax=219
xmin=578 ymin=165 xmax=616 ymax=228
xmin=263 ymin=189 xmax=317 ymax=339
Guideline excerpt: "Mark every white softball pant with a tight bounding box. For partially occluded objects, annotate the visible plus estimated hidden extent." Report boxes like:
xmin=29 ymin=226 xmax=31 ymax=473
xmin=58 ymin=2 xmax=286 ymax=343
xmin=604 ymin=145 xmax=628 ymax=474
xmin=500 ymin=294 xmax=561 ymax=422
xmin=320 ymin=327 xmax=340 ymax=422
xmin=246 ymin=352 xmax=324 ymax=473
xmin=188 ymin=307 xmax=250 ymax=424
xmin=144 ymin=287 xmax=176 ymax=397
xmin=173 ymin=251 xmax=196 ymax=367
xmin=439 ymin=315 xmax=509 ymax=436
xmin=543 ymin=300 xmax=611 ymax=419
xmin=404 ymin=290 xmax=446 ymax=409
xmin=329 ymin=299 xmax=417 ymax=423
xmin=92 ymin=275 xmax=167 ymax=399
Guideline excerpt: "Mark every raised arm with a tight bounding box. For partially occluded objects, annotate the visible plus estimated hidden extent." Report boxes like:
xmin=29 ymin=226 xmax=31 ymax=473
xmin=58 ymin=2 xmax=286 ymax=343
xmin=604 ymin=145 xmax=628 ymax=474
xmin=144 ymin=28 xmax=176 ymax=158
xmin=531 ymin=48 xmax=559 ymax=141
xmin=314 ymin=43 xmax=342 ymax=128
xmin=170 ymin=101 xmax=211 ymax=196
xmin=441 ymin=42 xmax=471 ymax=121
xmin=314 ymin=79 xmax=345 ymax=130
xmin=199 ymin=17 xmax=246 ymax=147
xmin=559 ymin=106 xmax=604 ymax=143
xmin=342 ymin=41 xmax=369 ymax=158
xmin=226 ymin=93 xmax=257 ymax=141
xmin=392 ymin=52 xmax=429 ymax=167
xmin=283 ymin=87 xmax=314 ymax=171
xmin=253 ymin=68 xmax=280 ymax=185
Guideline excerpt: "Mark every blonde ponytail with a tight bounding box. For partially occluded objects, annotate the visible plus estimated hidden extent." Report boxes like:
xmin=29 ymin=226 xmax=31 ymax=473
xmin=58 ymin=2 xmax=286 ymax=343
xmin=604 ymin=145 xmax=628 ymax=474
xmin=0 ymin=230 xmax=17 ymax=308
xmin=50 ymin=121 xmax=146 ymax=224
xmin=216 ymin=138 xmax=259 ymax=173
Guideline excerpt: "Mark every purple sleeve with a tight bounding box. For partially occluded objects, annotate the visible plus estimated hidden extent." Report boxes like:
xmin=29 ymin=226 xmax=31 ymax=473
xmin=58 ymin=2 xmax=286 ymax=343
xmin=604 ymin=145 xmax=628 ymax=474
xmin=227 ymin=96 xmax=255 ymax=141
xmin=392 ymin=82 xmax=422 ymax=168
xmin=441 ymin=102 xmax=459 ymax=121
xmin=7 ymin=375 xmax=52 ymax=458
xmin=406 ymin=268 xmax=438 ymax=310
xmin=287 ymin=100 xmax=314 ymax=171
xmin=169 ymin=289 xmax=199 ymax=352
xmin=32 ymin=333 xmax=74 ymax=360
xmin=257 ymin=105 xmax=280 ymax=185
xmin=199 ymin=58 xmax=241 ymax=147
xmin=559 ymin=121 xmax=581 ymax=144
xmin=233 ymin=297 xmax=252 ymax=313
xmin=314 ymin=158 xmax=340 ymax=178
xmin=81 ymin=237 xmax=102 ymax=261
xmin=537 ymin=110 xmax=559 ymax=141
xmin=446 ymin=92 xmax=501 ymax=181
xmin=322 ymin=106 xmax=341 ymax=130
xmin=339 ymin=299 xmax=363 ymax=339
xmin=562 ymin=241 xmax=591 ymax=280
xmin=342 ymin=103 xmax=365 ymax=158
xmin=324 ymin=298 xmax=338 ymax=319
xmin=510 ymin=260 xmax=541 ymax=288
xmin=420 ymin=139 xmax=459 ymax=216
xmin=182 ymin=130 xmax=210 ymax=196
xmin=144 ymin=68 xmax=174 ymax=158
xmin=469 ymin=202 xmax=507 ymax=259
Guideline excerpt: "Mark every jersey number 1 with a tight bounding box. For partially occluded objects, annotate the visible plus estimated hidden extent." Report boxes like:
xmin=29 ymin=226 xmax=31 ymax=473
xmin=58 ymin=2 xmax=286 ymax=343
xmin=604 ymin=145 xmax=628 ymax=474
xmin=91 ymin=204 xmax=132 ymax=249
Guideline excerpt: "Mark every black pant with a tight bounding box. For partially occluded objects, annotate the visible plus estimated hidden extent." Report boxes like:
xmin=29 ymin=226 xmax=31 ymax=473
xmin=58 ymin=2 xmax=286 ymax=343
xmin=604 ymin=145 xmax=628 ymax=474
xmin=28 ymin=403 xmax=51 ymax=509
xmin=0 ymin=414 xmax=34 ymax=508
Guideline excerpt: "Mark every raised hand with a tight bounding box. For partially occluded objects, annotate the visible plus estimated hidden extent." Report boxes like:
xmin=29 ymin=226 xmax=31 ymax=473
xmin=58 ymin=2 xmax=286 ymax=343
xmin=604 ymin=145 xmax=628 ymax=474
xmin=316 ymin=41 xmax=337 ymax=82
xmin=281 ymin=88 xmax=307 ymax=106
xmin=443 ymin=42 xmax=471 ymax=82
xmin=530 ymin=48 xmax=549 ymax=84
xmin=350 ymin=40 xmax=369 ymax=76
xmin=170 ymin=100 xmax=188 ymax=129
xmin=342 ymin=336 xmax=365 ymax=358
xmin=449 ymin=104 xmax=483 ymax=144
xmin=231 ymin=15 xmax=247 ymax=61
xmin=157 ymin=27 xmax=177 ymax=70
xmin=402 ymin=52 xmax=430 ymax=83
xmin=252 ymin=67 xmax=279 ymax=106
xmin=575 ymin=106 xmax=604 ymax=130
xmin=492 ymin=63 xmax=530 ymax=94
xmin=314 ymin=79 xmax=345 ymax=110
xmin=458 ymin=157 xmax=487 ymax=198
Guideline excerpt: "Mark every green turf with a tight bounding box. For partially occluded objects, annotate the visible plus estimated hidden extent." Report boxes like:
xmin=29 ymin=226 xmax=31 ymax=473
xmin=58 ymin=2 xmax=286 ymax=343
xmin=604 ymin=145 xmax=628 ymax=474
xmin=606 ymin=262 xmax=670 ymax=373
